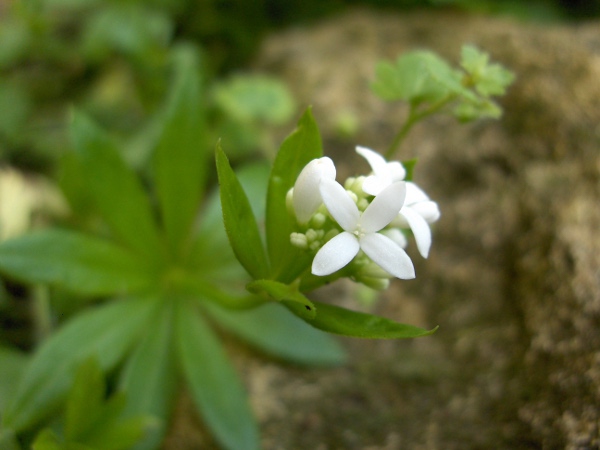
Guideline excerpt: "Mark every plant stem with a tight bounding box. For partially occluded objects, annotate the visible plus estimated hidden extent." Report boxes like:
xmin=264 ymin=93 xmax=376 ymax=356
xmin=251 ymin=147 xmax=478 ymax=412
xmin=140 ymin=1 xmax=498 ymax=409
xmin=385 ymin=95 xmax=456 ymax=160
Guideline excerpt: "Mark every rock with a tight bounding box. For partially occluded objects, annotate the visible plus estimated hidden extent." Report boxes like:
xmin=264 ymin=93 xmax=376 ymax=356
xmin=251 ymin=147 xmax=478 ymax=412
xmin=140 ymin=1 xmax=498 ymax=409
xmin=246 ymin=7 xmax=600 ymax=449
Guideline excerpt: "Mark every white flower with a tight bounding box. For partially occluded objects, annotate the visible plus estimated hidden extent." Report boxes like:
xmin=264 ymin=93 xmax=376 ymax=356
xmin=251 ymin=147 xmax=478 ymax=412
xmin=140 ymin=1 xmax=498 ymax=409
xmin=291 ymin=157 xmax=336 ymax=224
xmin=311 ymin=178 xmax=415 ymax=279
xmin=356 ymin=146 xmax=405 ymax=196
xmin=392 ymin=182 xmax=440 ymax=258
xmin=356 ymin=146 xmax=440 ymax=259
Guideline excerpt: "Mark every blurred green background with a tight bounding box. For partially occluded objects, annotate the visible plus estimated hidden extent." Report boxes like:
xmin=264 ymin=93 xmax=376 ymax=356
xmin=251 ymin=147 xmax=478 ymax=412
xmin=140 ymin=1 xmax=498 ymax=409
xmin=0 ymin=0 xmax=598 ymax=173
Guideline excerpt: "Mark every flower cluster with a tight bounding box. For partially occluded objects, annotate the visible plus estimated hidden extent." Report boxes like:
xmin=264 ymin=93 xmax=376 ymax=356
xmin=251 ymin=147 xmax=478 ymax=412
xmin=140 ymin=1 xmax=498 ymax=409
xmin=287 ymin=146 xmax=439 ymax=288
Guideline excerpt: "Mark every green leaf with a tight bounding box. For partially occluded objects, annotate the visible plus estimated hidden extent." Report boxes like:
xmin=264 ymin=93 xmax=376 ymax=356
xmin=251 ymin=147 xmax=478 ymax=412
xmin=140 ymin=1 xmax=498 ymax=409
xmin=190 ymin=162 xmax=270 ymax=281
xmin=0 ymin=428 xmax=21 ymax=450
xmin=31 ymin=429 xmax=63 ymax=450
xmin=0 ymin=229 xmax=155 ymax=297
xmin=0 ymin=346 xmax=28 ymax=412
xmin=286 ymin=301 xmax=438 ymax=339
xmin=182 ymin=277 xmax=265 ymax=310
xmin=371 ymin=51 xmax=470 ymax=108
xmin=64 ymin=357 xmax=105 ymax=442
xmin=119 ymin=301 xmax=177 ymax=450
xmin=153 ymin=45 xmax=207 ymax=259
xmin=176 ymin=301 xmax=259 ymax=450
xmin=213 ymin=74 xmax=295 ymax=125
xmin=69 ymin=111 xmax=163 ymax=260
xmin=265 ymin=108 xmax=322 ymax=281
xmin=61 ymin=357 xmax=148 ymax=450
xmin=246 ymin=280 xmax=315 ymax=319
xmin=215 ymin=144 xmax=269 ymax=280
xmin=78 ymin=393 xmax=149 ymax=450
xmin=2 ymin=296 xmax=157 ymax=433
xmin=460 ymin=44 xmax=515 ymax=97
xmin=204 ymin=302 xmax=346 ymax=366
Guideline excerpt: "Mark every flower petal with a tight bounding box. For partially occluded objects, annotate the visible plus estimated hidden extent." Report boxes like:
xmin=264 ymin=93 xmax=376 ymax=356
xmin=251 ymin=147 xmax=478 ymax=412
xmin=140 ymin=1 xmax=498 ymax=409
xmin=359 ymin=233 xmax=415 ymax=279
xmin=356 ymin=146 xmax=388 ymax=177
xmin=362 ymin=175 xmax=388 ymax=196
xmin=319 ymin=178 xmax=360 ymax=231
xmin=293 ymin=157 xmax=336 ymax=223
xmin=387 ymin=161 xmax=406 ymax=181
xmin=411 ymin=200 xmax=440 ymax=223
xmin=360 ymin=182 xmax=406 ymax=233
xmin=312 ymin=232 xmax=359 ymax=276
xmin=405 ymin=182 xmax=430 ymax=205
xmin=400 ymin=206 xmax=432 ymax=258
xmin=381 ymin=228 xmax=408 ymax=249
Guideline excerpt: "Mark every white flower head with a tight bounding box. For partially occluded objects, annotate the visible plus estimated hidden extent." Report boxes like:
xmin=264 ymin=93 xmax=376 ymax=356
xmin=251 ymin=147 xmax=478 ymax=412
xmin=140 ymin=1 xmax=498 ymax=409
xmin=311 ymin=178 xmax=415 ymax=279
xmin=356 ymin=146 xmax=406 ymax=196
xmin=291 ymin=157 xmax=336 ymax=224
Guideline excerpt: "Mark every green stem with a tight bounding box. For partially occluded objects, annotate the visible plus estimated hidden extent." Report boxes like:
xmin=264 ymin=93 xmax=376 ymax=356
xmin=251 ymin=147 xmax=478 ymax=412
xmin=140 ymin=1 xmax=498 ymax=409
xmin=385 ymin=95 xmax=456 ymax=160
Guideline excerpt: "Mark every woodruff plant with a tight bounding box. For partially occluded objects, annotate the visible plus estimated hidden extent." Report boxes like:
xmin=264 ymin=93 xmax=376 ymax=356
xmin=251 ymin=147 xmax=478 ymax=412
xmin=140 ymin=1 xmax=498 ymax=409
xmin=0 ymin=45 xmax=512 ymax=450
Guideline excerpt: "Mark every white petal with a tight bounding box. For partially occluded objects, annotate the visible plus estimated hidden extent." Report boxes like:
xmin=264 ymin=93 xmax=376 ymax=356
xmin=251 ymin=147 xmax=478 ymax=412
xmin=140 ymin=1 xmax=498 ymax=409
xmin=312 ymin=232 xmax=359 ymax=276
xmin=293 ymin=157 xmax=336 ymax=223
xmin=319 ymin=178 xmax=359 ymax=231
xmin=411 ymin=200 xmax=440 ymax=223
xmin=359 ymin=233 xmax=415 ymax=279
xmin=386 ymin=161 xmax=406 ymax=182
xmin=400 ymin=206 xmax=432 ymax=258
xmin=362 ymin=175 xmax=387 ymax=196
xmin=381 ymin=228 xmax=408 ymax=249
xmin=405 ymin=182 xmax=430 ymax=205
xmin=356 ymin=146 xmax=388 ymax=177
xmin=360 ymin=182 xmax=406 ymax=233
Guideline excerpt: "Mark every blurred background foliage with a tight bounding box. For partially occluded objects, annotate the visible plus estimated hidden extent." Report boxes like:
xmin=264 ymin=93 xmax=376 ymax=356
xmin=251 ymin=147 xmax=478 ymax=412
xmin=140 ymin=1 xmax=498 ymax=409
xmin=0 ymin=0 xmax=597 ymax=172
xmin=0 ymin=0 xmax=598 ymax=350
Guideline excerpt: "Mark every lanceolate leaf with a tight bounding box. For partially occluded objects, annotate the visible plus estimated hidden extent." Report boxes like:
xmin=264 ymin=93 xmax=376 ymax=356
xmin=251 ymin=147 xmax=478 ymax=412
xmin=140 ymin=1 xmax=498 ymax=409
xmin=176 ymin=301 xmax=259 ymax=450
xmin=119 ymin=301 xmax=177 ymax=450
xmin=204 ymin=302 xmax=346 ymax=366
xmin=190 ymin=162 xmax=270 ymax=281
xmin=0 ymin=229 xmax=155 ymax=297
xmin=246 ymin=280 xmax=316 ymax=319
xmin=215 ymin=144 xmax=269 ymax=280
xmin=153 ymin=45 xmax=207 ymax=259
xmin=286 ymin=301 xmax=438 ymax=339
xmin=265 ymin=108 xmax=322 ymax=282
xmin=69 ymin=111 xmax=163 ymax=260
xmin=2 ymin=296 xmax=158 ymax=433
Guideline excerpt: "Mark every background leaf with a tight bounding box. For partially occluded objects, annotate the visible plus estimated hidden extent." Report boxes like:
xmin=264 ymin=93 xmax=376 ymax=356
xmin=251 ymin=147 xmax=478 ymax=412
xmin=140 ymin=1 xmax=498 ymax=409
xmin=176 ymin=301 xmax=259 ymax=450
xmin=286 ymin=301 xmax=438 ymax=339
xmin=213 ymin=74 xmax=295 ymax=125
xmin=204 ymin=302 xmax=346 ymax=366
xmin=153 ymin=45 xmax=207 ymax=260
xmin=215 ymin=144 xmax=269 ymax=280
xmin=64 ymin=357 xmax=105 ymax=442
xmin=69 ymin=111 xmax=163 ymax=260
xmin=265 ymin=108 xmax=322 ymax=282
xmin=119 ymin=301 xmax=177 ymax=450
xmin=2 ymin=296 xmax=157 ymax=433
xmin=0 ymin=346 xmax=28 ymax=413
xmin=0 ymin=229 xmax=156 ymax=297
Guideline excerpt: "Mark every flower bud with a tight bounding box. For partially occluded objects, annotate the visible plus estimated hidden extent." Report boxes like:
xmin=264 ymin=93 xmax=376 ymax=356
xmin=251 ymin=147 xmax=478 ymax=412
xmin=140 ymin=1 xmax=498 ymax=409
xmin=292 ymin=157 xmax=336 ymax=224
